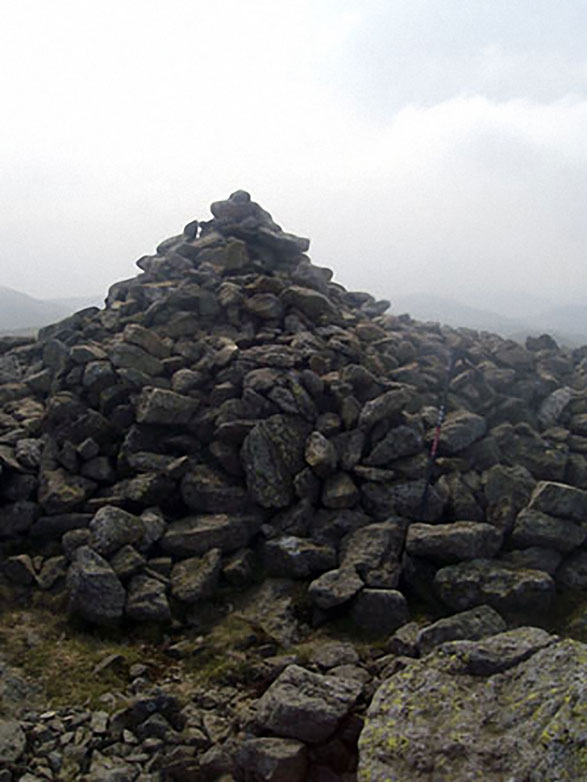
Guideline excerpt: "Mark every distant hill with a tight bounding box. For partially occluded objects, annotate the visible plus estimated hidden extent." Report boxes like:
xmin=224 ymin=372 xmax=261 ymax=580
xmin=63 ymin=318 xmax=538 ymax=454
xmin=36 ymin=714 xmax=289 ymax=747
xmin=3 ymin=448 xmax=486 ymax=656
xmin=391 ymin=293 xmax=587 ymax=348
xmin=0 ymin=287 xmax=103 ymax=335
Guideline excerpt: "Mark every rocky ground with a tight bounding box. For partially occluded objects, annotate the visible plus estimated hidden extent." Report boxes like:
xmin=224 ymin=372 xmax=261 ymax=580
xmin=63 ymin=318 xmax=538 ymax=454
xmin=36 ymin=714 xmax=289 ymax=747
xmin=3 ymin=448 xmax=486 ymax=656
xmin=0 ymin=191 xmax=586 ymax=781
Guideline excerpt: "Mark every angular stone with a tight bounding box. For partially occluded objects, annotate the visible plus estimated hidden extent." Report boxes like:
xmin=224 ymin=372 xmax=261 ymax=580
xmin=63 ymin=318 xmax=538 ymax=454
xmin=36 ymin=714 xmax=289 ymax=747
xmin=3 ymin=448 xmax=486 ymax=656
xmin=527 ymin=480 xmax=587 ymax=523
xmin=416 ymin=605 xmax=507 ymax=656
xmin=341 ymin=520 xmax=406 ymax=588
xmin=181 ymin=464 xmax=248 ymax=512
xmin=89 ymin=506 xmax=145 ymax=556
xmin=556 ymin=550 xmax=587 ymax=589
xmin=135 ymin=387 xmax=198 ymax=426
xmin=0 ymin=500 xmax=39 ymax=538
xmin=281 ymin=286 xmax=339 ymax=323
xmin=110 ymin=342 xmax=164 ymax=375
xmin=170 ymin=549 xmax=222 ymax=603
xmin=0 ymin=719 xmax=26 ymax=763
xmin=126 ymin=575 xmax=170 ymax=622
xmin=67 ymin=546 xmax=126 ymax=624
xmin=308 ymin=567 xmax=364 ymax=610
xmin=236 ymin=737 xmax=308 ymax=782
xmin=358 ymin=388 xmax=411 ymax=430
xmin=321 ymin=472 xmax=359 ymax=509
xmin=304 ymin=431 xmax=338 ymax=478
xmin=434 ymin=559 xmax=555 ymax=612
xmin=365 ymin=425 xmax=423 ymax=466
xmin=405 ymin=522 xmax=503 ymax=563
xmin=123 ymin=323 xmax=170 ymax=358
xmin=350 ymin=589 xmax=409 ymax=635
xmin=438 ymin=411 xmax=487 ymax=454
xmin=359 ymin=633 xmax=585 ymax=782
xmin=498 ymin=547 xmax=562 ymax=575
xmin=255 ymin=664 xmax=362 ymax=743
xmin=263 ymin=536 xmax=336 ymax=579
xmin=242 ymin=415 xmax=311 ymax=508
xmin=512 ymin=508 xmax=586 ymax=553
xmin=38 ymin=469 xmax=96 ymax=514
xmin=161 ymin=513 xmax=262 ymax=556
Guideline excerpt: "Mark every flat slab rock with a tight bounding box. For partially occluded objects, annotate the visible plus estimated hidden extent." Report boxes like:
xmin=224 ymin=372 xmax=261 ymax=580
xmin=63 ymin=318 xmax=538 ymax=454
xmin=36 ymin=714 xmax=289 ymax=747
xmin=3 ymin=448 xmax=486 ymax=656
xmin=358 ymin=629 xmax=587 ymax=782
xmin=255 ymin=664 xmax=362 ymax=744
xmin=434 ymin=558 xmax=555 ymax=612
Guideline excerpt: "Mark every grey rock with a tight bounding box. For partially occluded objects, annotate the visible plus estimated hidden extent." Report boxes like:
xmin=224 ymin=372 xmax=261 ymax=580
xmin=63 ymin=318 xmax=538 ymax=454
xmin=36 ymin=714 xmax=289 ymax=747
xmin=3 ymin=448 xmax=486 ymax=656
xmin=556 ymin=550 xmax=587 ymax=589
xmin=263 ymin=536 xmax=336 ymax=579
xmin=498 ymin=546 xmax=562 ymax=575
xmin=255 ymin=664 xmax=362 ymax=743
xmin=405 ymin=521 xmax=503 ymax=563
xmin=0 ymin=500 xmax=39 ymax=538
xmin=181 ymin=463 xmax=248 ymax=512
xmin=416 ymin=605 xmax=507 ymax=656
xmin=359 ymin=632 xmax=586 ymax=782
xmin=161 ymin=513 xmax=261 ymax=556
xmin=341 ymin=520 xmax=407 ymax=588
xmin=89 ymin=506 xmax=145 ymax=556
xmin=358 ymin=388 xmax=411 ymax=430
xmin=350 ymin=589 xmax=409 ymax=635
xmin=321 ymin=472 xmax=359 ymax=509
xmin=170 ymin=549 xmax=222 ymax=602
xmin=305 ymin=431 xmax=338 ymax=478
xmin=438 ymin=411 xmax=487 ymax=454
xmin=242 ymin=415 xmax=311 ymax=508
xmin=236 ymin=737 xmax=308 ymax=782
xmin=365 ymin=425 xmax=423 ymax=466
xmin=67 ymin=546 xmax=126 ymax=624
xmin=512 ymin=508 xmax=586 ymax=552
xmin=110 ymin=342 xmax=164 ymax=376
xmin=308 ymin=567 xmax=364 ymax=610
xmin=281 ymin=286 xmax=339 ymax=323
xmin=38 ymin=469 xmax=96 ymax=514
xmin=126 ymin=575 xmax=170 ymax=621
xmin=135 ymin=387 xmax=198 ymax=426
xmin=528 ymin=480 xmax=587 ymax=522
xmin=434 ymin=559 xmax=555 ymax=612
xmin=0 ymin=719 xmax=26 ymax=763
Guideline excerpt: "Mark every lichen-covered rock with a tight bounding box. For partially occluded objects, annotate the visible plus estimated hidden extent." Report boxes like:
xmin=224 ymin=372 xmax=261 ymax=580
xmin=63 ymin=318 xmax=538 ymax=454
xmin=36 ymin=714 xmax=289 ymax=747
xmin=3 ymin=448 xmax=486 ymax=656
xmin=308 ymin=567 xmax=364 ymax=610
xmin=358 ymin=630 xmax=587 ymax=782
xmin=528 ymin=480 xmax=587 ymax=522
xmin=170 ymin=549 xmax=222 ymax=603
xmin=235 ymin=737 xmax=308 ymax=782
xmin=263 ymin=536 xmax=336 ymax=579
xmin=512 ymin=507 xmax=586 ymax=552
xmin=161 ymin=513 xmax=262 ymax=556
xmin=89 ymin=505 xmax=145 ymax=556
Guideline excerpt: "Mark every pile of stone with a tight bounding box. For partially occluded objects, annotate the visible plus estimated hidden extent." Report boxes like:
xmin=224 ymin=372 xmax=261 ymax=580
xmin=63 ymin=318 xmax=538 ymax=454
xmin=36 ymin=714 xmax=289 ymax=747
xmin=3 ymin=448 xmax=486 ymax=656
xmin=1 ymin=189 xmax=587 ymax=638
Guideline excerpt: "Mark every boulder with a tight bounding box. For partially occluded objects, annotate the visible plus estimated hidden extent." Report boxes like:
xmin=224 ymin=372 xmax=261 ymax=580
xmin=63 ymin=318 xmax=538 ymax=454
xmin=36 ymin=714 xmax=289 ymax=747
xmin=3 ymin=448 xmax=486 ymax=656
xmin=170 ymin=549 xmax=222 ymax=603
xmin=350 ymin=589 xmax=409 ymax=635
xmin=512 ymin=508 xmax=586 ymax=553
xmin=67 ymin=546 xmax=126 ymax=624
xmin=359 ymin=631 xmax=586 ymax=782
xmin=416 ymin=605 xmax=507 ymax=656
xmin=308 ymin=567 xmax=364 ymax=609
xmin=161 ymin=513 xmax=262 ymax=556
xmin=255 ymin=664 xmax=362 ymax=744
xmin=434 ymin=559 xmax=555 ymax=613
xmin=527 ymin=480 xmax=587 ymax=522
xmin=89 ymin=505 xmax=145 ymax=556
xmin=406 ymin=522 xmax=503 ymax=563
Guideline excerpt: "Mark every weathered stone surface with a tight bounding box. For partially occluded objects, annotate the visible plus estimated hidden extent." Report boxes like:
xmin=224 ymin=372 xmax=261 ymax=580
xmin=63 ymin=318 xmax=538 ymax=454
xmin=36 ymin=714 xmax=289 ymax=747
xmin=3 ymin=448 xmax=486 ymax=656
xmin=281 ymin=286 xmax=339 ymax=323
xmin=434 ymin=559 xmax=555 ymax=612
xmin=308 ymin=567 xmax=364 ymax=610
xmin=416 ymin=605 xmax=507 ymax=656
xmin=556 ymin=550 xmax=587 ymax=589
xmin=359 ymin=632 xmax=587 ymax=782
xmin=170 ymin=549 xmax=222 ymax=602
xmin=242 ymin=415 xmax=311 ymax=508
xmin=358 ymin=388 xmax=411 ymax=430
xmin=304 ymin=431 xmax=338 ymax=478
xmin=161 ymin=513 xmax=262 ymax=556
xmin=406 ymin=521 xmax=503 ymax=563
xmin=38 ymin=469 xmax=96 ymax=514
xmin=365 ymin=425 xmax=423 ymax=466
xmin=350 ymin=589 xmax=409 ymax=635
xmin=527 ymin=480 xmax=587 ymax=522
xmin=321 ymin=472 xmax=359 ymax=509
xmin=181 ymin=463 xmax=249 ymax=512
xmin=0 ymin=500 xmax=39 ymax=538
xmin=438 ymin=411 xmax=486 ymax=454
xmin=255 ymin=664 xmax=362 ymax=744
xmin=512 ymin=508 xmax=586 ymax=553
xmin=67 ymin=546 xmax=126 ymax=624
xmin=340 ymin=520 xmax=406 ymax=588
xmin=135 ymin=387 xmax=198 ymax=426
xmin=126 ymin=575 xmax=170 ymax=621
xmin=0 ymin=719 xmax=26 ymax=763
xmin=236 ymin=737 xmax=308 ymax=782
xmin=263 ymin=536 xmax=336 ymax=579
xmin=89 ymin=505 xmax=145 ymax=556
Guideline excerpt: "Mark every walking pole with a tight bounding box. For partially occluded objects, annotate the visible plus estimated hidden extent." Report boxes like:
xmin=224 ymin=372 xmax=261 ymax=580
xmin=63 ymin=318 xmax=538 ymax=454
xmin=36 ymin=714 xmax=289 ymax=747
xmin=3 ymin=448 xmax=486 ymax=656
xmin=419 ymin=350 xmax=457 ymax=519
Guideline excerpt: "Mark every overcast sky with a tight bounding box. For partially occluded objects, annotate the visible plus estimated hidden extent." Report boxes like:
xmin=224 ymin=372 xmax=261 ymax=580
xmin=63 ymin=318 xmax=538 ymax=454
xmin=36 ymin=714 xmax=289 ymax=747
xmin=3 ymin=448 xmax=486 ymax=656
xmin=1 ymin=0 xmax=587 ymax=313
